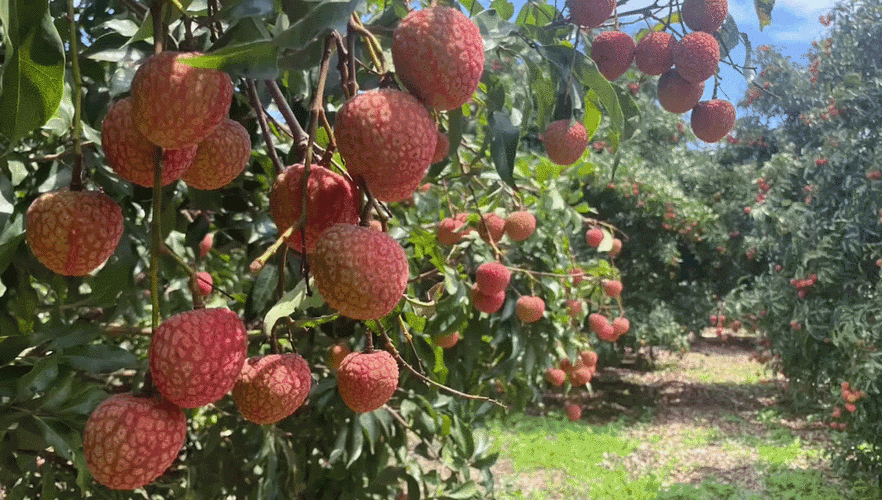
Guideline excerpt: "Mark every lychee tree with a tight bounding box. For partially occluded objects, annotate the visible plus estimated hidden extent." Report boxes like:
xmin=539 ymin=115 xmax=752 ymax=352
xmin=0 ymin=0 xmax=775 ymax=498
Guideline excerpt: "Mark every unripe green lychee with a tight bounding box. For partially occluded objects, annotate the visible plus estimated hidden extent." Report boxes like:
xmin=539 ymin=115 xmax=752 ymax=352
xmin=568 ymin=0 xmax=615 ymax=28
xmin=233 ymin=353 xmax=312 ymax=425
xmin=682 ymin=0 xmax=728 ymax=33
xmin=657 ymin=69 xmax=705 ymax=114
xmin=546 ymin=368 xmax=567 ymax=387
xmin=475 ymin=262 xmax=511 ymax=295
xmin=336 ymin=350 xmax=399 ymax=413
xmin=516 ymin=295 xmax=546 ymax=323
xmin=634 ymin=32 xmax=676 ymax=76
xmin=130 ymin=51 xmax=233 ymax=149
xmin=505 ymin=211 xmax=536 ymax=242
xmin=690 ymin=99 xmax=736 ymax=143
xmin=335 ymin=89 xmax=436 ymax=202
xmin=149 ymin=308 xmax=247 ymax=408
xmin=585 ymin=227 xmax=604 ymax=247
xmin=542 ymin=120 xmax=588 ymax=165
xmin=471 ymin=284 xmax=506 ymax=314
xmin=311 ymin=224 xmax=410 ymax=320
xmin=432 ymin=131 xmax=450 ymax=164
xmin=181 ymin=118 xmax=251 ymax=190
xmin=269 ymin=164 xmax=360 ymax=254
xmin=591 ymin=31 xmax=636 ymax=81
xmin=26 ymin=189 xmax=124 ymax=276
xmin=673 ymin=32 xmax=720 ymax=84
xmin=101 ymin=97 xmax=197 ymax=187
xmin=392 ymin=6 xmax=484 ymax=111
xmin=83 ymin=393 xmax=187 ymax=490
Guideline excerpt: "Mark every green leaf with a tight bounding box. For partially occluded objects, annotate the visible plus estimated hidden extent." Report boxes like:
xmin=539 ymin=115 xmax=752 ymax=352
xmin=16 ymin=356 xmax=59 ymax=401
xmin=184 ymin=41 xmax=279 ymax=80
xmin=0 ymin=0 xmax=65 ymax=143
xmin=614 ymin=85 xmax=640 ymax=140
xmin=273 ymin=0 xmax=361 ymax=51
xmin=488 ymin=110 xmax=520 ymax=189
xmin=263 ymin=278 xmax=325 ymax=336
xmin=582 ymin=99 xmax=602 ymax=140
xmin=0 ymin=334 xmax=29 ymax=366
xmin=61 ymin=344 xmax=138 ymax=373
xmin=717 ymin=15 xmax=741 ymax=60
xmin=754 ymin=0 xmax=774 ymax=30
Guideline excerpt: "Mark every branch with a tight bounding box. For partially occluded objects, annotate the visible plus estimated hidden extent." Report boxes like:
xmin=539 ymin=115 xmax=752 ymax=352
xmin=245 ymin=79 xmax=285 ymax=175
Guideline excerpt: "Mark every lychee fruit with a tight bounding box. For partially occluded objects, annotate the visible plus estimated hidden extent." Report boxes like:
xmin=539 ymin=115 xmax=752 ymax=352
xmin=691 ymin=99 xmax=736 ymax=143
xmin=570 ymin=266 xmax=585 ymax=285
xmin=591 ymin=31 xmax=636 ymax=81
xmin=432 ymin=131 xmax=450 ymax=164
xmin=199 ymin=232 xmax=214 ymax=258
xmin=26 ymin=189 xmax=124 ymax=276
xmin=565 ymin=403 xmax=583 ymax=421
xmin=269 ymin=164 xmax=360 ymax=254
xmin=392 ymin=6 xmax=484 ymax=111
xmin=83 ymin=393 xmax=187 ymax=490
xmin=437 ymin=217 xmax=468 ymax=245
xmin=475 ymin=262 xmax=511 ymax=295
xmin=580 ymin=350 xmax=599 ymax=367
xmin=568 ymin=0 xmax=615 ymax=28
xmin=433 ymin=331 xmax=461 ymax=348
xmin=149 ymin=308 xmax=247 ymax=408
xmin=589 ymin=313 xmax=609 ymax=334
xmin=101 ymin=97 xmax=197 ymax=187
xmin=566 ymin=299 xmax=583 ymax=317
xmin=682 ymin=0 xmax=728 ymax=33
xmin=612 ymin=317 xmax=630 ymax=337
xmin=546 ymin=368 xmax=567 ymax=387
xmin=232 ymin=353 xmax=312 ymax=425
xmin=505 ymin=211 xmax=536 ymax=242
xmin=311 ymin=224 xmax=410 ymax=320
xmin=609 ymin=238 xmax=623 ymax=257
xmin=673 ymin=32 xmax=720 ymax=84
xmin=569 ymin=365 xmax=594 ymax=386
xmin=327 ymin=343 xmax=352 ymax=371
xmin=603 ymin=279 xmax=623 ymax=298
xmin=130 ymin=51 xmax=233 ymax=149
xmin=477 ymin=213 xmax=506 ymax=244
xmin=194 ymin=271 xmax=213 ymax=296
xmin=585 ymin=227 xmax=604 ymax=247
xmin=542 ymin=120 xmax=588 ymax=165
xmin=560 ymin=358 xmax=574 ymax=373
xmin=335 ymin=88 xmax=436 ymax=202
xmin=597 ymin=323 xmax=618 ymax=342
xmin=657 ymin=69 xmax=705 ymax=113
xmin=471 ymin=284 xmax=506 ymax=314
xmin=516 ymin=296 xmax=545 ymax=323
xmin=336 ymin=350 xmax=399 ymax=413
xmin=634 ymin=31 xmax=676 ymax=76
xmin=181 ymin=118 xmax=252 ymax=190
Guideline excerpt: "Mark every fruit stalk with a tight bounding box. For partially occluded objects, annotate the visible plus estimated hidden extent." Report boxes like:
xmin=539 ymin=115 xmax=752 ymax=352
xmin=66 ymin=0 xmax=84 ymax=191
xmin=151 ymin=146 xmax=162 ymax=328
xmin=266 ymin=80 xmax=310 ymax=161
xmin=245 ymin=79 xmax=284 ymax=174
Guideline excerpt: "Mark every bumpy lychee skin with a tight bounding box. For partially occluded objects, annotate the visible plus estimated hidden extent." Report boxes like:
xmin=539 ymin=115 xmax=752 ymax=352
xmin=433 ymin=331 xmax=461 ymax=348
xmin=673 ymin=32 xmax=720 ymax=84
xmin=471 ymin=284 xmax=506 ymax=314
xmin=597 ymin=323 xmax=618 ymax=342
xmin=130 ymin=51 xmax=233 ymax=149
xmin=392 ymin=6 xmax=484 ymax=111
xmin=546 ymin=368 xmax=567 ymax=387
xmin=569 ymin=365 xmax=594 ymax=385
xmin=612 ymin=317 xmax=631 ymax=337
xmin=609 ymin=238 xmax=623 ymax=257
xmin=691 ymin=99 xmax=736 ymax=143
xmin=565 ymin=403 xmax=582 ymax=422
xmin=568 ymin=0 xmax=615 ymax=28
xmin=542 ymin=120 xmax=588 ymax=165
xmin=233 ymin=353 xmax=312 ymax=425
xmin=585 ymin=227 xmax=604 ymax=247
xmin=432 ymin=131 xmax=450 ymax=164
xmin=83 ymin=393 xmax=187 ymax=490
xmin=269 ymin=165 xmax=360 ymax=254
xmin=591 ymin=31 xmax=636 ymax=81
xmin=505 ymin=211 xmax=536 ymax=242
xmin=516 ymin=296 xmax=545 ymax=323
xmin=194 ymin=271 xmax=213 ymax=296
xmin=437 ymin=217 xmax=467 ymax=245
xmin=477 ymin=213 xmax=506 ymax=244
xmin=181 ymin=119 xmax=251 ymax=190
xmin=657 ymin=69 xmax=705 ymax=114
xmin=682 ymin=0 xmax=728 ymax=33
xmin=634 ymin=32 xmax=676 ymax=76
xmin=336 ymin=350 xmax=399 ymax=413
xmin=603 ymin=279 xmax=623 ymax=298
xmin=566 ymin=299 xmax=583 ymax=317
xmin=26 ymin=189 xmax=124 ymax=276
xmin=312 ymin=224 xmax=409 ymax=320
xmin=102 ymin=97 xmax=197 ymax=187
xmin=335 ymin=89 xmax=436 ymax=202
xmin=589 ymin=313 xmax=609 ymax=334
xmin=149 ymin=308 xmax=247 ymax=408
xmin=580 ymin=350 xmax=599 ymax=367
xmin=475 ymin=262 xmax=511 ymax=295
xmin=570 ymin=266 xmax=585 ymax=285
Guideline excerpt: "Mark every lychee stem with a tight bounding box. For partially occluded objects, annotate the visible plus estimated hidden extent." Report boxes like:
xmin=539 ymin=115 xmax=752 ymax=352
xmin=266 ymin=80 xmax=311 ymax=162
xmin=150 ymin=146 xmax=163 ymax=329
xmin=246 ymin=79 xmax=285 ymax=175
xmin=66 ymin=0 xmax=84 ymax=192
xmin=149 ymin=0 xmax=165 ymax=54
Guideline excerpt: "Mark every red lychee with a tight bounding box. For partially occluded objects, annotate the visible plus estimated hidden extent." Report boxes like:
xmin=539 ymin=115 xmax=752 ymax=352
xmin=199 ymin=232 xmax=214 ymax=258
xmin=181 ymin=118 xmax=252 ymax=190
xmin=682 ymin=0 xmax=728 ymax=33
xmin=392 ymin=6 xmax=484 ymax=111
xmin=612 ymin=317 xmax=630 ymax=337
xmin=591 ymin=31 xmax=636 ymax=81
xmin=437 ymin=217 xmax=468 ymax=245
xmin=83 ymin=393 xmax=187 ymax=490
xmin=568 ymin=0 xmax=615 ymax=28
xmin=657 ymin=69 xmax=705 ymax=113
xmin=432 ymin=131 xmax=450 ymax=164
xmin=101 ymin=97 xmax=197 ymax=187
xmin=149 ymin=308 xmax=247 ymax=408
xmin=634 ymin=31 xmax=676 ymax=76
xmin=585 ymin=228 xmax=604 ymax=247
xmin=505 ymin=211 xmax=537 ymax=242
xmin=312 ymin=224 xmax=409 ymax=320
xmin=269 ymin=164 xmax=360 ymax=254
xmin=673 ymin=32 xmax=720 ymax=84
xmin=195 ymin=271 xmax=213 ymax=296
xmin=336 ymin=350 xmax=399 ymax=413
xmin=335 ymin=88 xmax=436 ymax=202
xmin=471 ymin=284 xmax=506 ymax=314
xmin=570 ymin=266 xmax=585 ymax=285
xmin=542 ymin=120 xmax=588 ymax=165
xmin=589 ymin=313 xmax=609 ymax=334
xmin=477 ymin=213 xmax=506 ymax=244
xmin=597 ymin=323 xmax=618 ymax=342
xmin=26 ymin=189 xmax=124 ymax=276
xmin=609 ymin=238 xmax=623 ymax=257
xmin=580 ymin=350 xmax=599 ymax=367
xmin=546 ymin=368 xmax=567 ymax=387
xmin=691 ymin=99 xmax=736 ymax=143
xmin=569 ymin=365 xmax=594 ymax=385
xmin=516 ymin=295 xmax=546 ymax=323
xmin=233 ymin=353 xmax=312 ymax=425
xmin=433 ymin=331 xmax=461 ymax=348
xmin=603 ymin=279 xmax=623 ymax=298
xmin=130 ymin=51 xmax=233 ymax=149
xmin=565 ymin=403 xmax=583 ymax=421
xmin=566 ymin=299 xmax=583 ymax=317
xmin=475 ymin=262 xmax=511 ymax=295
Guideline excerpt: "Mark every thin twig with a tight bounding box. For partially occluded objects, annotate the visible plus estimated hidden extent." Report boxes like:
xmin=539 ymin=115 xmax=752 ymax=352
xmin=246 ymin=79 xmax=285 ymax=175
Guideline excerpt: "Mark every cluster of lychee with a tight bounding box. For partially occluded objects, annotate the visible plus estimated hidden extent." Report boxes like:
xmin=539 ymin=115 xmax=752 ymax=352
xmin=830 ymin=381 xmax=866 ymax=430
xmin=790 ymin=273 xmax=818 ymax=299
xmin=437 ymin=210 xmax=537 ymax=247
xmin=546 ymin=350 xmax=599 ymax=421
xmin=567 ymin=0 xmax=735 ymax=144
